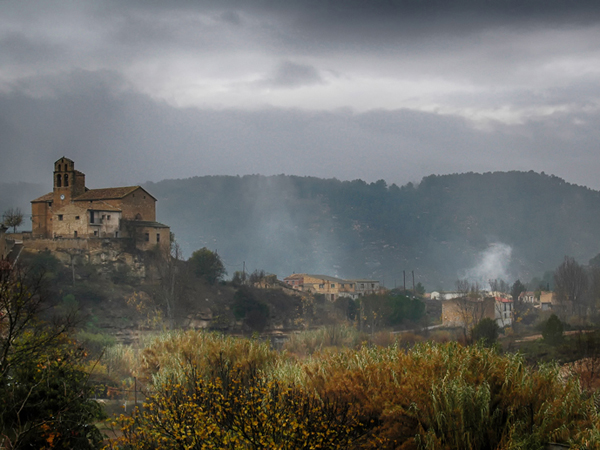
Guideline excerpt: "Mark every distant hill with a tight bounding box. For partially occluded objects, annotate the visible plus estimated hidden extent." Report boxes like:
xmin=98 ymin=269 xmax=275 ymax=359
xmin=143 ymin=171 xmax=600 ymax=290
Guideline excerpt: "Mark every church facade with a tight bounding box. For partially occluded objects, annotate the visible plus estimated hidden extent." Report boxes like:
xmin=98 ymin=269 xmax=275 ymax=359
xmin=31 ymin=157 xmax=170 ymax=251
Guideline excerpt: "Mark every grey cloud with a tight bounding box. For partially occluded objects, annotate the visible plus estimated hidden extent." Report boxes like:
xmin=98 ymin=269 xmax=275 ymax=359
xmin=2 ymin=69 xmax=600 ymax=191
xmin=260 ymin=61 xmax=325 ymax=88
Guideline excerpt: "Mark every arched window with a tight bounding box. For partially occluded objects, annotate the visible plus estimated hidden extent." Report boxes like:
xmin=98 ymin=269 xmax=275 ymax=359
xmin=135 ymin=213 xmax=142 ymax=220
xmin=56 ymin=174 xmax=62 ymax=187
xmin=64 ymin=174 xmax=69 ymax=187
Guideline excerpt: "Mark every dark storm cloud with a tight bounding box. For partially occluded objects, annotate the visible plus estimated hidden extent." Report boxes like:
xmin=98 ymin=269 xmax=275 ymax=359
xmin=109 ymin=0 xmax=600 ymax=20
xmin=1 ymin=0 xmax=600 ymax=193
xmin=260 ymin=61 xmax=325 ymax=88
xmin=2 ymin=69 xmax=600 ymax=191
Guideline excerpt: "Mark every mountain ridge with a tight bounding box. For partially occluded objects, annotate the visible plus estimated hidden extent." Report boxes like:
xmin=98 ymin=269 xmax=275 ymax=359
xmin=142 ymin=170 xmax=600 ymax=289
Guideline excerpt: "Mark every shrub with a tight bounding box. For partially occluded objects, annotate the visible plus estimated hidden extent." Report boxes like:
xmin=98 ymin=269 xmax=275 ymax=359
xmin=471 ymin=317 xmax=500 ymax=347
xmin=115 ymin=358 xmax=373 ymax=449
xmin=543 ymin=314 xmax=564 ymax=346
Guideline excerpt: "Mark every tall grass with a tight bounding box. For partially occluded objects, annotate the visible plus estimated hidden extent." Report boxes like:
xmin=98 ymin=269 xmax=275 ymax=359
xmin=283 ymin=324 xmax=364 ymax=356
xmin=105 ymin=330 xmax=600 ymax=449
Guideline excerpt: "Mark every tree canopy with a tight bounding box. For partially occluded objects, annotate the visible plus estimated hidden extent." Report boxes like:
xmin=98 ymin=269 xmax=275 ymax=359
xmin=2 ymin=207 xmax=23 ymax=233
xmin=0 ymin=265 xmax=105 ymax=449
xmin=188 ymin=247 xmax=226 ymax=285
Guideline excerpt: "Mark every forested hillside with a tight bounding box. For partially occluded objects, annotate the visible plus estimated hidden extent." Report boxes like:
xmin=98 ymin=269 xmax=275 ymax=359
xmin=144 ymin=171 xmax=600 ymax=289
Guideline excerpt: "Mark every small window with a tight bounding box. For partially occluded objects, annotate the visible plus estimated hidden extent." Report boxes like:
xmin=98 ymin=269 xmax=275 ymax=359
xmin=331 ymin=283 xmax=335 ymax=288
xmin=107 ymin=215 xmax=111 ymax=220
xmin=74 ymin=231 xmax=77 ymax=238
xmin=49 ymin=202 xmax=52 ymax=207
xmin=58 ymin=215 xmax=63 ymax=221
xmin=56 ymin=174 xmax=62 ymax=187
xmin=144 ymin=233 xmax=150 ymax=242
xmin=156 ymin=233 xmax=160 ymax=242
xmin=115 ymin=231 xmax=119 ymax=238
xmin=143 ymin=195 xmax=146 ymax=199
xmin=57 ymin=164 xmax=61 ymax=171
xmin=64 ymin=174 xmax=69 ymax=187
xmin=319 ymin=284 xmax=324 ymax=289
xmin=94 ymin=230 xmax=98 ymax=236
xmin=75 ymin=216 xmax=79 ymax=220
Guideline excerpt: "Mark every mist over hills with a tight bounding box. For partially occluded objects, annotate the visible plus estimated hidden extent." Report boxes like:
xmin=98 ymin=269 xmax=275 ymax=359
xmin=3 ymin=171 xmax=599 ymax=290
xmin=142 ymin=171 xmax=600 ymax=290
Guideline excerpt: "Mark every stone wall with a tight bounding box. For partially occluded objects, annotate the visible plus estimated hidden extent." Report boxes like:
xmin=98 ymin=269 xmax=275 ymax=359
xmin=120 ymin=190 xmax=156 ymax=221
xmin=22 ymin=237 xmax=147 ymax=279
xmin=442 ymin=297 xmax=495 ymax=329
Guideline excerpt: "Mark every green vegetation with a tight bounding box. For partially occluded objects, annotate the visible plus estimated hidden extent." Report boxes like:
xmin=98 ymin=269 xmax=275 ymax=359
xmin=232 ymin=285 xmax=270 ymax=332
xmin=542 ymin=314 xmax=565 ymax=346
xmin=189 ymin=247 xmax=227 ymax=285
xmin=107 ymin=330 xmax=600 ymax=449
xmin=0 ymin=266 xmax=105 ymax=449
xmin=145 ymin=171 xmax=600 ymax=286
xmin=471 ymin=317 xmax=499 ymax=347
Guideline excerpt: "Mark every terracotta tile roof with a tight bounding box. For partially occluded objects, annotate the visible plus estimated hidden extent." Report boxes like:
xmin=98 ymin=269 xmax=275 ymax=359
xmin=74 ymin=186 xmax=155 ymax=201
xmin=126 ymin=220 xmax=169 ymax=229
xmin=88 ymin=202 xmax=122 ymax=212
xmin=284 ymin=273 xmax=305 ymax=279
xmin=305 ymin=274 xmax=348 ymax=283
xmin=31 ymin=192 xmax=53 ymax=203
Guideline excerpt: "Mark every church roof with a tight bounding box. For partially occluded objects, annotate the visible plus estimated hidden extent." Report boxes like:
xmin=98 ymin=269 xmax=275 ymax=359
xmin=31 ymin=192 xmax=53 ymax=203
xmin=74 ymin=186 xmax=156 ymax=201
xmin=126 ymin=220 xmax=170 ymax=229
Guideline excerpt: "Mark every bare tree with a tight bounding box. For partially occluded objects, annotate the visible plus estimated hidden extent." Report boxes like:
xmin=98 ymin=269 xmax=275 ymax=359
xmin=3 ymin=207 xmax=23 ymax=233
xmin=510 ymin=279 xmax=526 ymax=332
xmin=453 ymin=279 xmax=488 ymax=341
xmin=489 ymin=278 xmax=509 ymax=294
xmin=554 ymin=256 xmax=589 ymax=318
xmin=154 ymin=240 xmax=184 ymax=329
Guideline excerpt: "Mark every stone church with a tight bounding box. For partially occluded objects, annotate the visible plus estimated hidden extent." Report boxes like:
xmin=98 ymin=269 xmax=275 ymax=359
xmin=31 ymin=157 xmax=170 ymax=251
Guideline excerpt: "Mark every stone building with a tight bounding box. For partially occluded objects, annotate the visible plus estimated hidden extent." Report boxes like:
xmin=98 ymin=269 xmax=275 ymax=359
xmin=442 ymin=295 xmax=513 ymax=329
xmin=283 ymin=273 xmax=381 ymax=301
xmin=30 ymin=157 xmax=170 ymax=251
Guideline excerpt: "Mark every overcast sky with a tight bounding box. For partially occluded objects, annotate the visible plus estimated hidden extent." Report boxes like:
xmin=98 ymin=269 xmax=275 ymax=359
xmin=2 ymin=0 xmax=600 ymax=190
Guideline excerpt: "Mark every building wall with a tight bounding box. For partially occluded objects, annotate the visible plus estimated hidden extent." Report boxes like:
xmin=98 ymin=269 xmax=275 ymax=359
xmin=52 ymin=203 xmax=89 ymax=238
xmin=442 ymin=298 xmax=496 ymax=329
xmin=119 ymin=190 xmax=156 ymax=221
xmin=88 ymin=210 xmax=122 ymax=237
xmin=353 ymin=280 xmax=380 ymax=296
xmin=31 ymin=201 xmax=51 ymax=238
xmin=495 ymin=300 xmax=513 ymax=327
xmin=130 ymin=225 xmax=170 ymax=252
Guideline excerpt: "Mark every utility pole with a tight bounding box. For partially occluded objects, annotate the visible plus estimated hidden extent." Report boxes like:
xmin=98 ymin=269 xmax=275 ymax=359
xmin=412 ymin=270 xmax=415 ymax=293
xmin=403 ymin=270 xmax=406 ymax=293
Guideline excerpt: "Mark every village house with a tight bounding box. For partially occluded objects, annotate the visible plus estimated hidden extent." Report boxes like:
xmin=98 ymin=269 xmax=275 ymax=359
xmin=30 ymin=157 xmax=170 ymax=251
xmin=283 ymin=273 xmax=380 ymax=301
xmin=519 ymin=291 xmax=536 ymax=303
xmin=442 ymin=293 xmax=513 ymax=329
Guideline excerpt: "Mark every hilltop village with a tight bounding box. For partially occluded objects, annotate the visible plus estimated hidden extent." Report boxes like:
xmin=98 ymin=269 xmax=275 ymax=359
xmin=4 ymin=160 xmax=600 ymax=450
xmin=0 ymin=157 xmax=578 ymax=336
